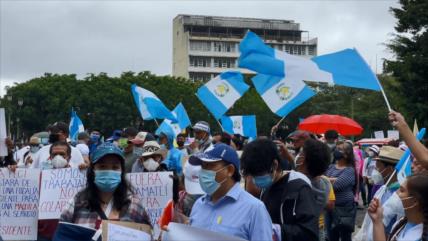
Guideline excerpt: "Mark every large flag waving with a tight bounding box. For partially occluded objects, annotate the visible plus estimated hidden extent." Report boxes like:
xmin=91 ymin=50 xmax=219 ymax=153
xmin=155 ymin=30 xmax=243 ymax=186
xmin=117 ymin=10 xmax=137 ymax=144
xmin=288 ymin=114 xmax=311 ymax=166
xmin=131 ymin=84 xmax=177 ymax=122
xmin=239 ymin=31 xmax=382 ymax=91
xmin=220 ymin=115 xmax=257 ymax=138
xmin=396 ymin=128 xmax=426 ymax=184
xmin=69 ymin=110 xmax=84 ymax=142
xmin=155 ymin=103 xmax=191 ymax=137
xmin=196 ymin=71 xmax=249 ymax=119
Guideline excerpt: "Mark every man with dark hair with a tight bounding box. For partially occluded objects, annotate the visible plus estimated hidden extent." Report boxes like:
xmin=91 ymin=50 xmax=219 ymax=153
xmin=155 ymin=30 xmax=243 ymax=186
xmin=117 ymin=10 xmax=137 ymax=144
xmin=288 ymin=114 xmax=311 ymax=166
xmin=324 ymin=130 xmax=339 ymax=162
xmin=240 ymin=138 xmax=318 ymax=241
xmin=88 ymin=129 xmax=102 ymax=154
xmin=187 ymin=143 xmax=273 ymax=241
xmin=44 ymin=141 xmax=72 ymax=169
xmin=176 ymin=133 xmax=189 ymax=157
xmin=295 ymin=139 xmax=334 ymax=241
xmin=31 ymin=122 xmax=85 ymax=169
xmin=0 ymin=138 xmax=17 ymax=171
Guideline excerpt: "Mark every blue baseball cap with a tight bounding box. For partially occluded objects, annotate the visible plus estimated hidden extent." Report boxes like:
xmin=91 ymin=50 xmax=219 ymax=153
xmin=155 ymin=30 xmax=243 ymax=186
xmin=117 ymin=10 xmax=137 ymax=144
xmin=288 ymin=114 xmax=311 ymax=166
xmin=189 ymin=143 xmax=240 ymax=169
xmin=91 ymin=142 xmax=125 ymax=164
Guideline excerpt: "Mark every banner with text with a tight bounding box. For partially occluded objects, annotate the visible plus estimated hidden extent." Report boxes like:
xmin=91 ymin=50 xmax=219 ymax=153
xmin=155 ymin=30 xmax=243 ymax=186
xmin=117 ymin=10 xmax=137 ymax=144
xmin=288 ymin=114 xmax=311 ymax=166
xmin=38 ymin=168 xmax=87 ymax=219
xmin=0 ymin=168 xmax=40 ymax=240
xmin=126 ymin=172 xmax=173 ymax=238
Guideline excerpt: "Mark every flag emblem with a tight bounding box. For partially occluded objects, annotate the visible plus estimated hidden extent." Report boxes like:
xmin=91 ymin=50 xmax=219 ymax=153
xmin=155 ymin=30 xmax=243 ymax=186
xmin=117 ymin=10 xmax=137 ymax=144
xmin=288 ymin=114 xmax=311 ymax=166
xmin=276 ymin=84 xmax=292 ymax=101
xmin=233 ymin=120 xmax=242 ymax=130
xmin=214 ymin=82 xmax=230 ymax=97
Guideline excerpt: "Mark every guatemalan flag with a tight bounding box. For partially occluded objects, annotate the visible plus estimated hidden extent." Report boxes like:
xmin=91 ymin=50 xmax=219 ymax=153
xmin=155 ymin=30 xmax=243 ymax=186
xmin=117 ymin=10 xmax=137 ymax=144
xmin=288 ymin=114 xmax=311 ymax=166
xmin=155 ymin=103 xmax=191 ymax=137
xmin=396 ymin=128 xmax=426 ymax=184
xmin=131 ymin=84 xmax=177 ymax=122
xmin=69 ymin=110 xmax=84 ymax=142
xmin=220 ymin=115 xmax=257 ymax=139
xmin=196 ymin=71 xmax=249 ymax=120
xmin=238 ymin=31 xmax=382 ymax=117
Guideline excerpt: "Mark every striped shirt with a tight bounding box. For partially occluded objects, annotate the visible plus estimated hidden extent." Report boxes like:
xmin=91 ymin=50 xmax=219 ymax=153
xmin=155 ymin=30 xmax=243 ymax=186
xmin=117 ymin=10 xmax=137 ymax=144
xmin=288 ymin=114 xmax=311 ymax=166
xmin=326 ymin=165 xmax=356 ymax=206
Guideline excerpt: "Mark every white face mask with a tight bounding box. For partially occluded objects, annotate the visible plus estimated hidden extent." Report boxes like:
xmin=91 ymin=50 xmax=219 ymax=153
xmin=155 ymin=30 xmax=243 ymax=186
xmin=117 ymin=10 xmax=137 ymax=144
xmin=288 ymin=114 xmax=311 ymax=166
xmin=51 ymin=155 xmax=68 ymax=168
xmin=143 ymin=158 xmax=160 ymax=171
xmin=371 ymin=169 xmax=384 ymax=185
xmin=368 ymin=151 xmax=375 ymax=157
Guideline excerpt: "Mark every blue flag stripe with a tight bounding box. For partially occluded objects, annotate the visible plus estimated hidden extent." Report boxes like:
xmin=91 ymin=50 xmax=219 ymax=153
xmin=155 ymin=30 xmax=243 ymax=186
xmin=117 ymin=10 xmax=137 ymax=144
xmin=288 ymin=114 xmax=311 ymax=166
xmin=196 ymin=86 xmax=228 ymax=120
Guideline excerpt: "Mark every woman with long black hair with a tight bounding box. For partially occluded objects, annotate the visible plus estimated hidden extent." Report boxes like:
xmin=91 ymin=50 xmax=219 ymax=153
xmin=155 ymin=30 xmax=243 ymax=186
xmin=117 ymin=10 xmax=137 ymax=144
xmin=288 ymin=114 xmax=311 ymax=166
xmin=369 ymin=172 xmax=428 ymax=241
xmin=60 ymin=142 xmax=151 ymax=229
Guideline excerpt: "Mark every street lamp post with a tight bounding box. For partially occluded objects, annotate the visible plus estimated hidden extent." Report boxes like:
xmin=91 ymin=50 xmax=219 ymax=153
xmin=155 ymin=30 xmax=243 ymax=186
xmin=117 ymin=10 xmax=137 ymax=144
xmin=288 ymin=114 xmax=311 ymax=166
xmin=6 ymin=95 xmax=12 ymax=137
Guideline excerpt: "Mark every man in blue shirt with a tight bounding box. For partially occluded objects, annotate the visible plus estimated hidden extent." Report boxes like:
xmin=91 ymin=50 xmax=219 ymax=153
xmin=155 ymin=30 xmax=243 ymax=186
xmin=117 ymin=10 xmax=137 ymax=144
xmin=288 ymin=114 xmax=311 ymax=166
xmin=188 ymin=143 xmax=273 ymax=241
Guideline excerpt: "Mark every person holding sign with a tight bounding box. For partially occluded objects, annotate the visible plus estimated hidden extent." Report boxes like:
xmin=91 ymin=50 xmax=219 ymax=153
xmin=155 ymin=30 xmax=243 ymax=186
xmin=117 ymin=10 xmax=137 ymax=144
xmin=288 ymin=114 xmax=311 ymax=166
xmin=59 ymin=142 xmax=151 ymax=229
xmin=183 ymin=143 xmax=273 ymax=241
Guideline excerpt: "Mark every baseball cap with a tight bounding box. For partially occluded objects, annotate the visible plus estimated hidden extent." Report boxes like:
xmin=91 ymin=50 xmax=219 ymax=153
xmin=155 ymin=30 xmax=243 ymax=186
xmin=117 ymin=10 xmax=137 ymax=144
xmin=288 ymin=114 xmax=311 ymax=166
xmin=368 ymin=145 xmax=380 ymax=155
xmin=183 ymin=161 xmax=204 ymax=195
xmin=192 ymin=121 xmax=210 ymax=133
xmin=189 ymin=143 xmax=240 ymax=169
xmin=91 ymin=142 xmax=125 ymax=164
xmin=130 ymin=132 xmax=148 ymax=145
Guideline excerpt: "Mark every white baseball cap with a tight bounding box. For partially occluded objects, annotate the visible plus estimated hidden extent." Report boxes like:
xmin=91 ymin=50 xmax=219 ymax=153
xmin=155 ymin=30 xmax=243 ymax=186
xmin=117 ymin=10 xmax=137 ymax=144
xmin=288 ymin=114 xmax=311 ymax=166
xmin=183 ymin=160 xmax=204 ymax=195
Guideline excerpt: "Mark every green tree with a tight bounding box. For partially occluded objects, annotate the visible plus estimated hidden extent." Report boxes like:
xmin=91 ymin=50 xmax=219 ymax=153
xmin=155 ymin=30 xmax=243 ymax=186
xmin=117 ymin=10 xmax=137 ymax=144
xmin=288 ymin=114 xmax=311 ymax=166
xmin=385 ymin=0 xmax=428 ymax=127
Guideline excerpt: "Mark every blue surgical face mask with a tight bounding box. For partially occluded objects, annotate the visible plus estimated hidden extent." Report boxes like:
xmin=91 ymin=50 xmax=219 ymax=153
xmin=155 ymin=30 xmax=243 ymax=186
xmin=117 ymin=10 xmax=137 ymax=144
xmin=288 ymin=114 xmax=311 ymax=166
xmin=253 ymin=174 xmax=274 ymax=189
xmin=159 ymin=144 xmax=167 ymax=149
xmin=198 ymin=166 xmax=227 ymax=195
xmin=91 ymin=134 xmax=100 ymax=142
xmin=94 ymin=170 xmax=122 ymax=193
xmin=334 ymin=150 xmax=345 ymax=160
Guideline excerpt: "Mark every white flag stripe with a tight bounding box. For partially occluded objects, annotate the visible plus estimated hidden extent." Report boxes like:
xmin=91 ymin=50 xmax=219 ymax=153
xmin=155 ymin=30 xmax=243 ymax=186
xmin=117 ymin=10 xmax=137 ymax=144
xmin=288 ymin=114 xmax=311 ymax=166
xmin=205 ymin=75 xmax=241 ymax=109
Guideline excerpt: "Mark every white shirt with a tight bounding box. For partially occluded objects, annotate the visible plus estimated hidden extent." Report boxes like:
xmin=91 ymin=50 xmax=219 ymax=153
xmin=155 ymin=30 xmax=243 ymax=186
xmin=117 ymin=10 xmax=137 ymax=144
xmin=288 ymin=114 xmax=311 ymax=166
xmin=76 ymin=143 xmax=90 ymax=156
xmin=31 ymin=144 xmax=84 ymax=169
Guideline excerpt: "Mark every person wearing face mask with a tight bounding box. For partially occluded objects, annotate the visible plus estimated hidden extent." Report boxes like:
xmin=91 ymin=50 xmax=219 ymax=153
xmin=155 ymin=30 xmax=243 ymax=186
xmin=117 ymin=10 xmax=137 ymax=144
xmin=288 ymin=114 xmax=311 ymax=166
xmin=13 ymin=136 xmax=41 ymax=168
xmin=188 ymin=121 xmax=213 ymax=155
xmin=179 ymin=143 xmax=273 ymax=241
xmin=88 ymin=129 xmax=102 ymax=154
xmin=362 ymin=145 xmax=381 ymax=204
xmin=158 ymin=130 xmax=184 ymax=176
xmin=295 ymin=139 xmax=334 ymax=241
xmin=132 ymin=141 xmax=167 ymax=173
xmin=325 ymin=141 xmax=357 ymax=241
xmin=36 ymin=141 xmax=73 ymax=241
xmin=368 ymin=172 xmax=428 ymax=241
xmin=59 ymin=142 xmax=151 ymax=231
xmin=324 ymin=130 xmax=339 ymax=164
xmin=355 ymin=146 xmax=406 ymax=241
xmin=240 ymin=139 xmax=317 ymax=241
xmin=31 ymin=122 xmax=86 ymax=170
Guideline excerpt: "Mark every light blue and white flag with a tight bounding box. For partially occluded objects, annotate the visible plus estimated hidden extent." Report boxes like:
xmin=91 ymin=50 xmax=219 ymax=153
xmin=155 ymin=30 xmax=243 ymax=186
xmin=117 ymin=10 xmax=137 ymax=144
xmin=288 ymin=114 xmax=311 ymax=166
xmin=155 ymin=103 xmax=192 ymax=137
xmin=196 ymin=71 xmax=249 ymax=120
xmin=131 ymin=84 xmax=177 ymax=122
xmin=221 ymin=115 xmax=257 ymax=138
xmin=252 ymin=74 xmax=316 ymax=117
xmin=396 ymin=128 xmax=426 ymax=184
xmin=69 ymin=110 xmax=84 ymax=142
xmin=239 ymin=31 xmax=382 ymax=91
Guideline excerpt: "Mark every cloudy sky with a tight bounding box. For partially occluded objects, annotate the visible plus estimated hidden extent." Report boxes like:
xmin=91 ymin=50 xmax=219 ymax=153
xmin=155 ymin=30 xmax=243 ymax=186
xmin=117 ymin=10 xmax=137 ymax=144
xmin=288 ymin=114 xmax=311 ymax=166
xmin=0 ymin=0 xmax=400 ymax=96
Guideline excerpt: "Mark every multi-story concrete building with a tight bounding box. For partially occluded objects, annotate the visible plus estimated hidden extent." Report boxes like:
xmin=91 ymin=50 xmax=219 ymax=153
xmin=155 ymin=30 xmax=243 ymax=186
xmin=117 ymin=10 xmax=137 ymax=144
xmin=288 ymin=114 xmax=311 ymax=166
xmin=172 ymin=14 xmax=318 ymax=82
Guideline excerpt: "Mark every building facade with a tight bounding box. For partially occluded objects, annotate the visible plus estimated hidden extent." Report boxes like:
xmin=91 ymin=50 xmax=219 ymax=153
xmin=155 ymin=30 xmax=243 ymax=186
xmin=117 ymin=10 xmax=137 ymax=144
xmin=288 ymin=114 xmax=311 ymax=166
xmin=173 ymin=14 xmax=318 ymax=82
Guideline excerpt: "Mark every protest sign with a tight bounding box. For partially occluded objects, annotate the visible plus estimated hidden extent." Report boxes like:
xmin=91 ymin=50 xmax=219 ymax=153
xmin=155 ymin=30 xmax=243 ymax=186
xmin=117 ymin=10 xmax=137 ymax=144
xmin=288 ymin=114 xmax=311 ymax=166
xmin=163 ymin=222 xmax=248 ymax=241
xmin=387 ymin=130 xmax=399 ymax=140
xmin=374 ymin=131 xmax=384 ymax=139
xmin=102 ymin=221 xmax=151 ymax=241
xmin=38 ymin=168 xmax=86 ymax=219
xmin=0 ymin=168 xmax=40 ymax=240
xmin=126 ymin=172 xmax=173 ymax=238
xmin=0 ymin=108 xmax=7 ymax=156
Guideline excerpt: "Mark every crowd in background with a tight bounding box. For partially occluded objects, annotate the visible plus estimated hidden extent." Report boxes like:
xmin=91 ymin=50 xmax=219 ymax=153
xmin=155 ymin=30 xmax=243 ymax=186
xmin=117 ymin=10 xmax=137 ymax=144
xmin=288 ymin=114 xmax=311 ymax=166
xmin=0 ymin=110 xmax=427 ymax=241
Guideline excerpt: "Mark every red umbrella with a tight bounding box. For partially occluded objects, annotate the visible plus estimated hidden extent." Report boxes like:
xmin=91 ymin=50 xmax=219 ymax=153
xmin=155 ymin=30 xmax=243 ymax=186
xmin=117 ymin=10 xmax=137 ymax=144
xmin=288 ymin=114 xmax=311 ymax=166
xmin=298 ymin=114 xmax=363 ymax=136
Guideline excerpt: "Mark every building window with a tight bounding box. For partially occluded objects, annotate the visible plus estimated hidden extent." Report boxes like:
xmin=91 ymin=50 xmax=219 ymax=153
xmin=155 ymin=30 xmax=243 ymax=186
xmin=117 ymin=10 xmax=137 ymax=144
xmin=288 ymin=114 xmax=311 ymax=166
xmin=189 ymin=41 xmax=211 ymax=51
xmin=308 ymin=46 xmax=316 ymax=56
xmin=189 ymin=56 xmax=211 ymax=67
xmin=284 ymin=45 xmax=291 ymax=54
xmin=213 ymin=42 xmax=236 ymax=52
xmin=189 ymin=72 xmax=212 ymax=82
xmin=213 ymin=58 xmax=236 ymax=68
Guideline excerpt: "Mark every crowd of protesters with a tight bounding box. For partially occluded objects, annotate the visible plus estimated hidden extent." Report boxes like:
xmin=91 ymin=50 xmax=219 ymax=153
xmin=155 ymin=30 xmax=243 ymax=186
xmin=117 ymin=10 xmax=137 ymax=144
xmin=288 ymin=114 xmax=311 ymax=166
xmin=0 ymin=110 xmax=427 ymax=241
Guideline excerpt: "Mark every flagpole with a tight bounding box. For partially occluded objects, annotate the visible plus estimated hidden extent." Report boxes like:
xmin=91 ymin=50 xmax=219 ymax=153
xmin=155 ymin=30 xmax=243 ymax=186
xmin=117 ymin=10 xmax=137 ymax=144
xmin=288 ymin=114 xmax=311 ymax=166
xmin=272 ymin=116 xmax=287 ymax=135
xmin=154 ymin=119 xmax=160 ymax=127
